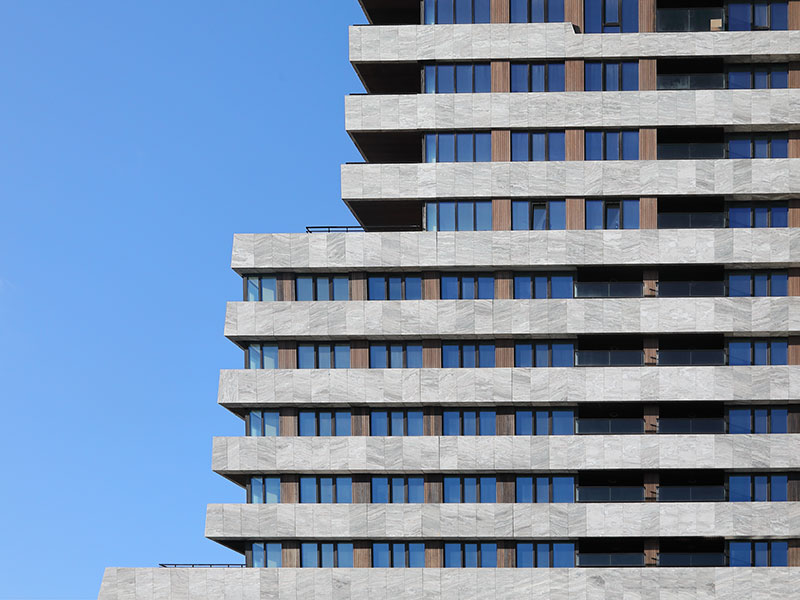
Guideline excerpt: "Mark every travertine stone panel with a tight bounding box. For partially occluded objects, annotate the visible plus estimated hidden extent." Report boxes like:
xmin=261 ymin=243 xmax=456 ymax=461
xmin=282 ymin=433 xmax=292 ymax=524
xmin=211 ymin=435 xmax=800 ymax=474
xmin=204 ymin=503 xmax=800 ymax=540
xmin=231 ymin=230 xmax=800 ymax=272
xmin=344 ymin=90 xmax=800 ymax=132
xmin=224 ymin=297 xmax=800 ymax=339
xmin=218 ymin=366 xmax=800 ymax=407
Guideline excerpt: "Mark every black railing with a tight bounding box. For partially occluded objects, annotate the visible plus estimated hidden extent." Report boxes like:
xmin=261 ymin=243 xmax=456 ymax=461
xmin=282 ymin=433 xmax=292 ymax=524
xmin=159 ymin=564 xmax=246 ymax=568
xmin=306 ymin=225 xmax=364 ymax=233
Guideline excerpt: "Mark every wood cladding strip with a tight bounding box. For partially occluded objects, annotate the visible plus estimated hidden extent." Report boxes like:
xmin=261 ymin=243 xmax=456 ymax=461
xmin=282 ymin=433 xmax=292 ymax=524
xmin=350 ymin=340 xmax=370 ymax=369
xmin=789 ymin=269 xmax=800 ymax=297
xmin=422 ymin=272 xmax=440 ymax=300
xmin=564 ymin=0 xmax=583 ymax=30
xmin=349 ymin=273 xmax=367 ymax=301
xmin=278 ymin=342 xmax=297 ymax=369
xmin=281 ymin=476 xmax=299 ymax=503
xmin=644 ymin=539 xmax=659 ymax=567
xmin=492 ymin=130 xmax=511 ymax=162
xmin=493 ymin=199 xmax=512 ymax=231
xmin=565 ymin=129 xmax=584 ymax=161
xmin=790 ymin=1 xmax=800 ymax=30
xmin=639 ymin=0 xmax=656 ymax=32
xmin=278 ymin=274 xmax=295 ymax=302
xmin=566 ymin=198 xmax=585 ymax=230
xmin=789 ymin=407 xmax=800 ymax=434
xmin=353 ymin=544 xmax=372 ymax=568
xmin=282 ymin=544 xmax=300 ymax=568
xmin=644 ymin=472 xmax=659 ymax=502
xmin=790 ymin=131 xmax=800 ymax=159
xmin=425 ymin=477 xmax=443 ymax=503
xmin=789 ymin=337 xmax=800 ymax=366
xmin=494 ymin=271 xmax=513 ymax=299
xmin=639 ymin=59 xmax=657 ymax=91
xmin=644 ymin=337 xmax=658 ymax=366
xmin=491 ymin=61 xmax=510 ymax=92
xmin=643 ymin=269 xmax=658 ymax=298
xmin=789 ymin=62 xmax=800 ymax=88
xmin=565 ymin=60 xmax=584 ymax=91
xmin=424 ymin=412 xmax=443 ymax=436
xmin=495 ymin=340 xmax=515 ymax=368
xmin=640 ymin=197 xmax=657 ymax=230
xmin=423 ymin=341 xmax=442 ymax=368
xmin=491 ymin=0 xmax=510 ymax=23
xmin=280 ymin=409 xmax=298 ymax=436
xmin=790 ymin=200 xmax=800 ymax=228
xmin=644 ymin=405 xmax=659 ymax=434
xmin=425 ymin=543 xmax=444 ymax=568
xmin=640 ymin=128 xmax=657 ymax=160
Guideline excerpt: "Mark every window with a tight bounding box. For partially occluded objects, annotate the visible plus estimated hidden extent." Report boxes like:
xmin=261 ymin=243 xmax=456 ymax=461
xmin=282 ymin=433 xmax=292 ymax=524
xmin=443 ymin=410 xmax=497 ymax=435
xmin=510 ymin=0 xmax=565 ymax=22
xmin=248 ymin=410 xmax=280 ymax=436
xmin=728 ymin=64 xmax=789 ymax=89
xmin=424 ymin=63 xmax=491 ymax=93
xmin=512 ymin=200 xmax=566 ymax=230
xmin=511 ymin=131 xmax=566 ymax=161
xmin=516 ymin=476 xmax=575 ymax=503
xmin=367 ymin=274 xmax=423 ymax=300
xmin=370 ymin=410 xmax=424 ymax=436
xmin=515 ymin=409 xmax=575 ymax=435
xmin=372 ymin=543 xmax=426 ymax=567
xmin=510 ymin=63 xmax=566 ymax=92
xmin=297 ymin=344 xmax=350 ymax=369
xmin=729 ymin=541 xmax=789 ymax=567
xmin=440 ymin=274 xmax=494 ymax=299
xmin=250 ymin=477 xmax=281 ymax=504
xmin=371 ymin=476 xmax=425 ymax=503
xmin=300 ymin=543 xmax=353 ymax=568
xmin=585 ymin=61 xmax=639 ymax=91
xmin=295 ymin=275 xmax=349 ymax=301
xmin=247 ymin=344 xmax=279 ymax=370
xmin=426 ymin=201 xmax=492 ymax=231
xmin=728 ymin=339 xmax=788 ymax=366
xmin=513 ymin=273 xmax=574 ymax=299
xmin=728 ymin=202 xmax=788 ymax=228
xmin=251 ymin=543 xmax=282 ymax=568
xmin=298 ymin=476 xmax=353 ymax=503
xmin=727 ymin=271 xmax=788 ymax=297
xmin=245 ymin=276 xmax=278 ymax=301
xmin=585 ymin=199 xmax=639 ymax=229
xmin=424 ymin=0 xmax=491 ymax=24
xmin=584 ymin=0 xmax=638 ymax=32
xmin=729 ymin=474 xmax=788 ymax=502
xmin=728 ymin=406 xmax=788 ymax=434
xmin=728 ymin=1 xmax=788 ymax=31
xmin=425 ymin=133 xmax=492 ymax=163
xmin=585 ymin=131 xmax=639 ymax=161
xmin=298 ymin=410 xmax=352 ymax=436
xmin=369 ymin=344 xmax=424 ymax=368
xmin=728 ymin=134 xmax=788 ymax=159
xmin=443 ymin=476 xmax=497 ymax=502
xmin=442 ymin=343 xmax=496 ymax=368
xmin=444 ymin=543 xmax=498 ymax=567
xmin=516 ymin=543 xmax=575 ymax=567
xmin=514 ymin=342 xmax=575 ymax=367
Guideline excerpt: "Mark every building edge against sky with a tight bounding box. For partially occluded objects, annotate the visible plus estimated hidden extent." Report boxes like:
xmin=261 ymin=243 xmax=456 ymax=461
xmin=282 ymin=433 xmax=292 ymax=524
xmin=100 ymin=0 xmax=800 ymax=598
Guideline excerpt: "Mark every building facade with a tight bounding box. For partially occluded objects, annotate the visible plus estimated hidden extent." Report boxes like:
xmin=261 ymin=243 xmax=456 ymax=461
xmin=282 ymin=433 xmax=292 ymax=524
xmin=100 ymin=0 xmax=800 ymax=597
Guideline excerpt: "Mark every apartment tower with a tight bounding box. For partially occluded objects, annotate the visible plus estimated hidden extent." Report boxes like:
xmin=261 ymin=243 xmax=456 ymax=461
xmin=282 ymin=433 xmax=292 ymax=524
xmin=100 ymin=0 xmax=800 ymax=597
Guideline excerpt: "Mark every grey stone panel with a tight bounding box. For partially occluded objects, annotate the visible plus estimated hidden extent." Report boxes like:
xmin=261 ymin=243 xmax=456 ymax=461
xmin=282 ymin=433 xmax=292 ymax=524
xmin=345 ymin=90 xmax=800 ymax=133
xmin=232 ymin=230 xmax=800 ymax=272
xmin=217 ymin=366 xmax=797 ymax=408
xmin=211 ymin=435 xmax=800 ymax=474
xmin=204 ymin=503 xmax=800 ymax=541
xmin=223 ymin=297 xmax=800 ymax=340
xmin=340 ymin=160 xmax=800 ymax=201
xmin=98 ymin=567 xmax=800 ymax=600
xmin=349 ymin=24 xmax=800 ymax=63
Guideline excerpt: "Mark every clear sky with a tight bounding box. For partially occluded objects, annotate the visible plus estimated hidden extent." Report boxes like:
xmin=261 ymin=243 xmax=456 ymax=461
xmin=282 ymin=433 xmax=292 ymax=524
xmin=0 ymin=2 xmax=365 ymax=598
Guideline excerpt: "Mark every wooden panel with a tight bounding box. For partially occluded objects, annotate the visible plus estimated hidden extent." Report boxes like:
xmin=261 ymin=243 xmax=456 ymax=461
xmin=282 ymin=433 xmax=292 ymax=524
xmin=352 ymin=409 xmax=370 ymax=436
xmin=789 ymin=63 xmax=800 ymax=88
xmin=565 ymin=60 xmax=584 ymax=91
xmin=644 ymin=539 xmax=659 ymax=567
xmin=789 ymin=269 xmax=800 ymax=296
xmin=643 ymin=269 xmax=658 ymax=298
xmin=353 ymin=543 xmax=372 ymax=568
xmin=491 ymin=61 xmax=510 ymax=92
xmin=423 ymin=340 xmax=442 ymax=368
xmin=639 ymin=59 xmax=657 ymax=91
xmin=639 ymin=128 xmax=657 ymax=160
xmin=281 ymin=475 xmax=299 ymax=503
xmin=423 ymin=272 xmax=440 ymax=300
xmin=425 ymin=543 xmax=444 ymax=567
xmin=495 ymin=271 xmax=513 ymax=298
xmin=278 ymin=342 xmax=297 ymax=369
xmin=644 ymin=472 xmax=659 ymax=501
xmin=425 ymin=477 xmax=443 ymax=503
xmin=496 ymin=410 xmax=515 ymax=436
xmin=280 ymin=409 xmax=298 ymax=436
xmin=349 ymin=273 xmax=367 ymax=301
xmin=424 ymin=410 xmax=443 ymax=436
xmin=565 ymin=129 xmax=584 ymax=161
xmin=566 ymin=198 xmax=585 ymax=230
xmin=492 ymin=130 xmax=511 ymax=162
xmin=350 ymin=340 xmax=370 ymax=369
xmin=790 ymin=131 xmax=800 ymax=158
xmin=644 ymin=337 xmax=658 ymax=366
xmin=644 ymin=405 xmax=659 ymax=433
xmin=278 ymin=274 xmax=295 ymax=302
xmin=497 ymin=476 xmax=515 ymax=501
xmin=790 ymin=200 xmax=800 ymax=228
xmin=789 ymin=337 xmax=800 ymax=366
xmin=789 ymin=406 xmax=800 ymax=433
xmin=497 ymin=544 xmax=516 ymax=568
xmin=491 ymin=0 xmax=510 ymax=23
xmin=639 ymin=0 xmax=656 ymax=32
xmin=564 ymin=0 xmax=583 ymax=30
xmin=640 ymin=197 xmax=658 ymax=229
xmin=493 ymin=199 xmax=512 ymax=231
xmin=789 ymin=540 xmax=800 ymax=567
xmin=790 ymin=2 xmax=800 ymax=29
xmin=353 ymin=477 xmax=371 ymax=503
xmin=282 ymin=543 xmax=300 ymax=568
xmin=788 ymin=475 xmax=800 ymax=501
xmin=495 ymin=340 xmax=515 ymax=367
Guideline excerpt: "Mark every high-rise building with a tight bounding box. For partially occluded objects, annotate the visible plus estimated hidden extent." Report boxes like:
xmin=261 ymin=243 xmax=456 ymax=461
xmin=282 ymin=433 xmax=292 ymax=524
xmin=100 ymin=1 xmax=800 ymax=598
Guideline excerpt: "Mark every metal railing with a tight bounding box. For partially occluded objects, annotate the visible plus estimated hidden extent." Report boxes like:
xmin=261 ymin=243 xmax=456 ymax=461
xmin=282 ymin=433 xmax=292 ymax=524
xmin=159 ymin=564 xmax=246 ymax=568
xmin=306 ymin=225 xmax=364 ymax=233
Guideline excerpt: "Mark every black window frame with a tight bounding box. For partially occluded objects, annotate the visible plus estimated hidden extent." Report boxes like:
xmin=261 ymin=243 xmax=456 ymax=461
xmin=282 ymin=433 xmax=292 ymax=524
xmin=367 ymin=273 xmax=423 ymax=301
xmin=423 ymin=62 xmax=492 ymax=93
xmin=440 ymin=273 xmax=495 ymax=300
xmin=510 ymin=61 xmax=566 ymax=92
xmin=296 ymin=343 xmax=351 ymax=369
xmin=294 ymin=274 xmax=350 ymax=301
xmin=442 ymin=408 xmax=498 ymax=435
xmin=511 ymin=130 xmax=566 ymax=161
xmin=511 ymin=199 xmax=567 ymax=230
xmin=725 ymin=405 xmax=789 ymax=434
xmin=297 ymin=409 xmax=352 ymax=437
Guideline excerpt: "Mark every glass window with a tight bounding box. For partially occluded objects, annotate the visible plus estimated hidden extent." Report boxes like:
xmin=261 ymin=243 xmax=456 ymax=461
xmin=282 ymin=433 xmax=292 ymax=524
xmin=553 ymin=543 xmax=575 ymax=568
xmin=552 ymin=410 xmax=574 ymax=435
xmin=373 ymin=543 xmax=390 ymax=568
xmin=371 ymin=411 xmax=388 ymax=436
xmin=299 ymin=412 xmax=316 ymax=437
xmin=319 ymin=478 xmax=334 ymax=504
xmin=391 ymin=477 xmax=405 ymax=503
xmin=729 ymin=341 xmax=751 ymax=366
xmin=265 ymin=478 xmax=280 ymax=504
xmin=444 ymin=476 xmax=461 ymax=502
xmin=729 ymin=541 xmax=751 ymax=567
xmin=772 ymin=541 xmax=789 ymax=566
xmin=771 ymin=408 xmax=788 ymax=433
xmin=480 ymin=477 xmax=497 ymax=503
xmin=251 ymin=477 xmax=263 ymax=504
xmin=729 ymin=409 xmax=751 ymax=434
xmin=549 ymin=132 xmax=565 ymax=161
xmin=517 ymin=543 xmax=534 ymax=567
xmin=444 ymin=543 xmax=462 ymax=567
xmin=536 ymin=543 xmax=551 ymax=567
xmin=536 ymin=477 xmax=550 ymax=503
xmin=372 ymin=477 xmax=389 ymax=503
xmin=479 ymin=411 xmax=496 ymax=435
xmin=300 ymin=477 xmax=317 ymax=503
xmin=552 ymin=476 xmax=575 ymax=503
xmin=443 ymin=410 xmax=460 ymax=435
xmin=729 ymin=475 xmax=751 ymax=502
xmin=408 ymin=477 xmax=424 ymax=503
xmin=516 ymin=411 xmax=533 ymax=436
xmin=478 ymin=344 xmax=495 ymax=367
xmin=407 ymin=411 xmax=424 ymax=436
xmin=335 ymin=411 xmax=351 ymax=436
xmin=621 ymin=61 xmax=638 ymax=90
xmin=481 ymin=543 xmax=497 ymax=567
xmin=337 ymin=477 xmax=352 ymax=503
xmin=517 ymin=476 xmax=534 ymax=502
xmin=370 ymin=345 xmax=387 ymax=369
xmin=586 ymin=199 xmax=603 ymax=229
xmin=552 ymin=343 xmax=574 ymax=367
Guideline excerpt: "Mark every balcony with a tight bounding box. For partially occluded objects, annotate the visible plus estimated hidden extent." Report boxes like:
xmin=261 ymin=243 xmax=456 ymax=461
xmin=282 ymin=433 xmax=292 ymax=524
xmin=574 ymin=282 xmax=643 ymax=298
xmin=658 ymin=485 xmax=726 ymax=502
xmin=575 ymin=350 xmax=644 ymax=367
xmin=658 ymin=281 xmax=726 ymax=297
xmin=658 ymin=349 xmax=726 ymax=366
xmin=576 ymin=418 xmax=644 ymax=434
xmin=657 ymin=142 xmax=726 ymax=160
xmin=657 ymin=73 xmax=726 ymax=90
xmin=577 ymin=486 xmax=645 ymax=502
xmin=656 ymin=212 xmax=726 ymax=228
xmin=656 ymin=7 xmax=725 ymax=32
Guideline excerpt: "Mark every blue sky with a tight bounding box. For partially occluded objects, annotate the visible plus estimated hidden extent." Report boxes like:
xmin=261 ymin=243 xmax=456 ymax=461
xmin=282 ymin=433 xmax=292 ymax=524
xmin=0 ymin=3 xmax=364 ymax=598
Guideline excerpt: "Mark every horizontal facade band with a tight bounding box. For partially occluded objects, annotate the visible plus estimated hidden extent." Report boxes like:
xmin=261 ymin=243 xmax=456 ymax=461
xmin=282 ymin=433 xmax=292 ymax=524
xmin=218 ymin=367 xmax=799 ymax=407
xmin=340 ymin=160 xmax=800 ymax=201
xmin=211 ymin=435 xmax=800 ymax=474
xmin=345 ymin=90 xmax=800 ymax=133
xmin=204 ymin=502 xmax=800 ymax=541
xmin=231 ymin=230 xmax=800 ymax=272
xmin=97 ymin=566 xmax=800 ymax=600
xmin=349 ymin=24 xmax=800 ymax=64
xmin=224 ymin=298 xmax=800 ymax=340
